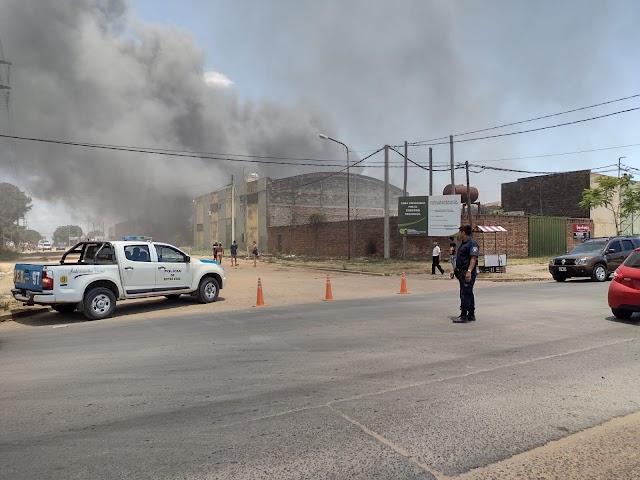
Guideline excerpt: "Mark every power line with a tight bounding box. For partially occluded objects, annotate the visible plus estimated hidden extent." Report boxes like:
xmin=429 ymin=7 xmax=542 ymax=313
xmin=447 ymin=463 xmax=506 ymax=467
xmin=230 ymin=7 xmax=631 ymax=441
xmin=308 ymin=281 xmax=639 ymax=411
xmin=457 ymin=142 xmax=640 ymax=164
xmin=454 ymin=107 xmax=640 ymax=144
xmin=0 ymin=133 xmax=367 ymax=168
xmin=409 ymin=93 xmax=640 ymax=146
xmin=269 ymin=147 xmax=386 ymax=191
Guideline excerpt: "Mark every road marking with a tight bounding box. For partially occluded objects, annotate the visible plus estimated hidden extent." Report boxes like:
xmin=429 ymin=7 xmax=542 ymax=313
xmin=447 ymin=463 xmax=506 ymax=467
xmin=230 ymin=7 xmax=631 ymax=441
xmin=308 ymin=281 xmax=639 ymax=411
xmin=326 ymin=402 xmax=447 ymax=479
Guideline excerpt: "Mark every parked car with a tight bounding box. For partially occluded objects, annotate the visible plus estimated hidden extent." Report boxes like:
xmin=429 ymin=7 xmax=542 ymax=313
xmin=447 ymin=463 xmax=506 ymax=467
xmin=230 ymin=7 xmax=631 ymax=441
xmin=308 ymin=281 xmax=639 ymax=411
xmin=37 ymin=240 xmax=52 ymax=251
xmin=608 ymin=248 xmax=640 ymax=319
xmin=55 ymin=243 xmax=66 ymax=251
xmin=549 ymin=236 xmax=640 ymax=282
xmin=12 ymin=240 xmax=226 ymax=320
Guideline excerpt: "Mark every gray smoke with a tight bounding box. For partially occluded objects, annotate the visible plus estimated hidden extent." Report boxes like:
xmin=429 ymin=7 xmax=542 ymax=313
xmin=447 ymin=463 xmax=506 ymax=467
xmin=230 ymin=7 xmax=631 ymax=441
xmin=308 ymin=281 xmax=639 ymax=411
xmin=207 ymin=0 xmax=640 ymax=197
xmin=0 ymin=0 xmax=340 ymax=242
xmin=1 ymin=0 xmax=639 ymax=242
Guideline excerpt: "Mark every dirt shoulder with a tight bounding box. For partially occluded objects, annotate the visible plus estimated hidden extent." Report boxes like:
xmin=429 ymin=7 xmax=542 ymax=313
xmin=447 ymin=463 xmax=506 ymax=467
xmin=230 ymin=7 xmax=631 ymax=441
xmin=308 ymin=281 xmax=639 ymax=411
xmin=0 ymin=256 xmax=551 ymax=330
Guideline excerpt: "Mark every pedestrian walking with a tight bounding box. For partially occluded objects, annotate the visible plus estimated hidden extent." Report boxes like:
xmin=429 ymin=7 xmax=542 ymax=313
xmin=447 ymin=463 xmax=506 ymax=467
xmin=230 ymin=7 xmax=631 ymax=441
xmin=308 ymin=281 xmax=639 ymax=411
xmin=230 ymin=240 xmax=239 ymax=266
xmin=450 ymin=225 xmax=480 ymax=323
xmin=216 ymin=243 xmax=224 ymax=264
xmin=449 ymin=236 xmax=457 ymax=269
xmin=431 ymin=241 xmax=445 ymax=275
xmin=212 ymin=242 xmax=218 ymax=260
xmin=252 ymin=241 xmax=259 ymax=267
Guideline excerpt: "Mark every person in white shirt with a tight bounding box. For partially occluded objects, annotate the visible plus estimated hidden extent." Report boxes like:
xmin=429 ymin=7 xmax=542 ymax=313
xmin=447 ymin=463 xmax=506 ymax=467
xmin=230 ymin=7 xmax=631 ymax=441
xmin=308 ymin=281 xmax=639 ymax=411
xmin=432 ymin=241 xmax=445 ymax=275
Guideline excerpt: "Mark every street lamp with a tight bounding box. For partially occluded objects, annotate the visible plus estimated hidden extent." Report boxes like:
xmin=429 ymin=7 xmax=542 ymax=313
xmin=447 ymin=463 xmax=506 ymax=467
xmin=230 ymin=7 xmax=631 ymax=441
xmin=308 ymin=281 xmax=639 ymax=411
xmin=319 ymin=133 xmax=351 ymax=259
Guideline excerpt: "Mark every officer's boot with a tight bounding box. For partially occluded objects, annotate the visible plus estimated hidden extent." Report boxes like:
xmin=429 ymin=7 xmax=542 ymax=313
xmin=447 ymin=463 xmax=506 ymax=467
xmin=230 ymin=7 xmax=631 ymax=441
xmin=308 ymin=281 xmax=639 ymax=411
xmin=467 ymin=308 xmax=476 ymax=322
xmin=454 ymin=310 xmax=468 ymax=323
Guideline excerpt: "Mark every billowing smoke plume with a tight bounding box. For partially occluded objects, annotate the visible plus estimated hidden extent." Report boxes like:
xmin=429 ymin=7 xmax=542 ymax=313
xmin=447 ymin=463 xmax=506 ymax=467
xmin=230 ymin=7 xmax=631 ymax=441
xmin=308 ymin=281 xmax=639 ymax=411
xmin=1 ymin=0 xmax=639 ymax=243
xmin=0 ymin=0 xmax=340 ymax=242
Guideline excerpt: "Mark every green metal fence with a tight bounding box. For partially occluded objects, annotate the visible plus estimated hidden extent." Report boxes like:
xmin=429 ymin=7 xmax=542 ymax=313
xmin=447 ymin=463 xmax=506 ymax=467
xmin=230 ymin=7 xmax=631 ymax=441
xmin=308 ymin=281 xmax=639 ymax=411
xmin=529 ymin=217 xmax=567 ymax=257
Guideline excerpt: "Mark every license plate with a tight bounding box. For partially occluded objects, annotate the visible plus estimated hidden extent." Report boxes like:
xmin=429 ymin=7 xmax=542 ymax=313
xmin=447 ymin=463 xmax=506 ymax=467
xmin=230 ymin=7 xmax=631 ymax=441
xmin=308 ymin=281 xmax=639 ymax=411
xmin=559 ymin=267 xmax=567 ymax=272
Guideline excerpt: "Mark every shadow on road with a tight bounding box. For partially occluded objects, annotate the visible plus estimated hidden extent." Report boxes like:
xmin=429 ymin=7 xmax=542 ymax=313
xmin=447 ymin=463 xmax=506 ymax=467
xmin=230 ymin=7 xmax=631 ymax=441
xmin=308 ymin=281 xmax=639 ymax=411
xmin=11 ymin=296 xmax=226 ymax=327
xmin=604 ymin=315 xmax=640 ymax=326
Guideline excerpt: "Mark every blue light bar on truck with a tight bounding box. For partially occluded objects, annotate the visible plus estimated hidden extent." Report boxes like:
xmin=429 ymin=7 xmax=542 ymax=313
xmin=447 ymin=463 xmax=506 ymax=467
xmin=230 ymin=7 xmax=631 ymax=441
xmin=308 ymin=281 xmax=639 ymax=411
xmin=122 ymin=236 xmax=153 ymax=241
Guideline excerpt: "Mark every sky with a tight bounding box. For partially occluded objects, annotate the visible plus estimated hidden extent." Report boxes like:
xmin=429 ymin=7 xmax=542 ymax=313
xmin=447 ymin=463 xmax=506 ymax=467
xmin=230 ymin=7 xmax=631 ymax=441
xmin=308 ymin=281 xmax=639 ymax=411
xmin=1 ymin=0 xmax=640 ymax=240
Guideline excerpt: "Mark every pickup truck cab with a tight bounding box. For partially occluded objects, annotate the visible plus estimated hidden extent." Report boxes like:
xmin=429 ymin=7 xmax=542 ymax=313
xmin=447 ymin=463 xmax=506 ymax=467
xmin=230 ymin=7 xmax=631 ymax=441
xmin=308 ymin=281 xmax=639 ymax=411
xmin=12 ymin=241 xmax=226 ymax=320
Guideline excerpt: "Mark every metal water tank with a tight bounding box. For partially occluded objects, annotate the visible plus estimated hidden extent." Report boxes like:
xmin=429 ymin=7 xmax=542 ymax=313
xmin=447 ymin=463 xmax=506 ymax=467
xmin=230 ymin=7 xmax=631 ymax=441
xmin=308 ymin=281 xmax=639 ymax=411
xmin=442 ymin=184 xmax=479 ymax=203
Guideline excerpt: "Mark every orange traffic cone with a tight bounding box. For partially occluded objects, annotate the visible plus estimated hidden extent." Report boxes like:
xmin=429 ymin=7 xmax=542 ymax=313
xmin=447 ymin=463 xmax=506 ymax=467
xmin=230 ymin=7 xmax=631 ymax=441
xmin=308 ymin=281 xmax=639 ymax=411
xmin=322 ymin=274 xmax=334 ymax=301
xmin=398 ymin=271 xmax=410 ymax=294
xmin=254 ymin=277 xmax=267 ymax=307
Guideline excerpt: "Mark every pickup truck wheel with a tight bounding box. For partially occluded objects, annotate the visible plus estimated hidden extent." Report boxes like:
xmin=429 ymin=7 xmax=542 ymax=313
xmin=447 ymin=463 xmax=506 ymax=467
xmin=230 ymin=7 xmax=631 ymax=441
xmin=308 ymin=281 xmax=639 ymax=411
xmin=198 ymin=277 xmax=220 ymax=304
xmin=591 ymin=264 xmax=608 ymax=282
xmin=612 ymin=308 xmax=633 ymax=320
xmin=83 ymin=287 xmax=116 ymax=320
xmin=52 ymin=304 xmax=76 ymax=314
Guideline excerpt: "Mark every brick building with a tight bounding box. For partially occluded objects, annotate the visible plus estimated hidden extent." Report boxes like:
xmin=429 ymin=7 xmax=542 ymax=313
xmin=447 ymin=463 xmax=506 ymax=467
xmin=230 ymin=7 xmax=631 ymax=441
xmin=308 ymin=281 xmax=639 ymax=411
xmin=268 ymin=214 xmax=593 ymax=259
xmin=192 ymin=172 xmax=404 ymax=253
xmin=501 ymin=170 xmax=640 ymax=237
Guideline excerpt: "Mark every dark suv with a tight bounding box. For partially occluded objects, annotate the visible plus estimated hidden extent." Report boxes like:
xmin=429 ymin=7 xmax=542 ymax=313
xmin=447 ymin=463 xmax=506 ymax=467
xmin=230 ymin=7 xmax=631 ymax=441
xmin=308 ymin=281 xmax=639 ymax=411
xmin=549 ymin=236 xmax=640 ymax=282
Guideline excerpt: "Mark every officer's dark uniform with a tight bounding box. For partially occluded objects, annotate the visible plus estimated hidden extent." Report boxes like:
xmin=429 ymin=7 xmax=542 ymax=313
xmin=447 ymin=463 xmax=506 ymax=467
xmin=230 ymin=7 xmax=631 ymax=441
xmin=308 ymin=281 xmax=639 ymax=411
xmin=455 ymin=235 xmax=480 ymax=321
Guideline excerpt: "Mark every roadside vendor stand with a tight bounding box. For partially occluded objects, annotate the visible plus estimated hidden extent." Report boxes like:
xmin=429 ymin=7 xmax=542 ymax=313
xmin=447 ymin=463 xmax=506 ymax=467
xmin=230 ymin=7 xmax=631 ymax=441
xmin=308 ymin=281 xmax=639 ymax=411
xmin=474 ymin=225 xmax=507 ymax=273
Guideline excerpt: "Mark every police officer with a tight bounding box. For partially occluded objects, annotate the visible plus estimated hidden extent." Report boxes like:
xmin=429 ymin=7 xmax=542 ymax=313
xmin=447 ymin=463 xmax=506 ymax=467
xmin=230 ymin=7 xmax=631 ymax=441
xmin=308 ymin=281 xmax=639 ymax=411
xmin=450 ymin=225 xmax=480 ymax=323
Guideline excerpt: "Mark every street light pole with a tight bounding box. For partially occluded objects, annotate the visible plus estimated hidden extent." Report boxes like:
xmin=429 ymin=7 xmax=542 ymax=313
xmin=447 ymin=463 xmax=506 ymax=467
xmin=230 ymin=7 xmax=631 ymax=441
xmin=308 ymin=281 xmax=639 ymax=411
xmin=319 ymin=134 xmax=351 ymax=259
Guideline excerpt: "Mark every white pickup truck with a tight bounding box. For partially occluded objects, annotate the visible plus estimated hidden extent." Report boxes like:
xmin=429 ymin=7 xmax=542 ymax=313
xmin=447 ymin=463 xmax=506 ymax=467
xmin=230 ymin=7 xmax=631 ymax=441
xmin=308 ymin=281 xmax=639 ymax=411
xmin=12 ymin=241 xmax=226 ymax=320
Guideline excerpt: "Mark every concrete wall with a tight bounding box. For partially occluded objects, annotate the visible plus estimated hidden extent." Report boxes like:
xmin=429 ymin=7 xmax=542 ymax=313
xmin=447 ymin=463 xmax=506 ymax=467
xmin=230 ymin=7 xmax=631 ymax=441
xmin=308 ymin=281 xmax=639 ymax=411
xmin=268 ymin=173 xmax=403 ymax=227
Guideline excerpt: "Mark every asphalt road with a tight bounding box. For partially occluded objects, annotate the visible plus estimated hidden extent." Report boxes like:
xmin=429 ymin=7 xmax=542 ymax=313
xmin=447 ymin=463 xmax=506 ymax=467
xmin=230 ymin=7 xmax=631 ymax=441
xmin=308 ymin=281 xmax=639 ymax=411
xmin=2 ymin=280 xmax=640 ymax=479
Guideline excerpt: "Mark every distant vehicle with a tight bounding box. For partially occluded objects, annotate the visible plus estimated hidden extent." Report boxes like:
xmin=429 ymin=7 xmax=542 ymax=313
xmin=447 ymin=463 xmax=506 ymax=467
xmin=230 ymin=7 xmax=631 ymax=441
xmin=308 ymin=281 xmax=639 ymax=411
xmin=12 ymin=240 xmax=226 ymax=320
xmin=37 ymin=240 xmax=52 ymax=251
xmin=608 ymin=248 xmax=640 ymax=319
xmin=55 ymin=244 xmax=66 ymax=251
xmin=548 ymin=236 xmax=640 ymax=282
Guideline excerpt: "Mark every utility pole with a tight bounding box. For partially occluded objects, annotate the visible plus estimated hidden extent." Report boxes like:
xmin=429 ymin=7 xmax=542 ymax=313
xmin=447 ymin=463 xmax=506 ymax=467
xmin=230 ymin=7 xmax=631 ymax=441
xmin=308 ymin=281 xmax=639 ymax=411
xmin=618 ymin=156 xmax=627 ymax=235
xmin=384 ymin=145 xmax=390 ymax=259
xmin=231 ymin=175 xmax=235 ymax=243
xmin=403 ymin=141 xmax=408 ymax=260
xmin=429 ymin=148 xmax=433 ymax=196
xmin=429 ymin=147 xmax=433 ymax=256
xmin=465 ymin=161 xmax=473 ymax=228
xmin=449 ymin=135 xmax=455 ymax=196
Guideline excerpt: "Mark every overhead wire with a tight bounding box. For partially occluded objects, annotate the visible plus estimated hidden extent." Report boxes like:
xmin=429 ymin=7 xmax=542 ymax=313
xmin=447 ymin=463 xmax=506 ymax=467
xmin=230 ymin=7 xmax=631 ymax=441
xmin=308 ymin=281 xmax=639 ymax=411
xmin=408 ymin=93 xmax=640 ymax=146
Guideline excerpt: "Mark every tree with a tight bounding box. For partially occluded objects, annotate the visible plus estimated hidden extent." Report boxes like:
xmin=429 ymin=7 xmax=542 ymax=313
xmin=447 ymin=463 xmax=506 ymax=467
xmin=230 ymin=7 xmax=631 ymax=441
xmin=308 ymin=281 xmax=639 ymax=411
xmin=579 ymin=175 xmax=640 ymax=235
xmin=87 ymin=230 xmax=104 ymax=239
xmin=53 ymin=225 xmax=84 ymax=245
xmin=0 ymin=182 xmax=32 ymax=231
xmin=21 ymin=229 xmax=44 ymax=244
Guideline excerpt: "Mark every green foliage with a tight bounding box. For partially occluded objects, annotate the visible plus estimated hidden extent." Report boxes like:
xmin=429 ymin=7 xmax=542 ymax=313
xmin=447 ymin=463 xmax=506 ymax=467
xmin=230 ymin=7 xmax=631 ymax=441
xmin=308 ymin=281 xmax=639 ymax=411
xmin=0 ymin=182 xmax=32 ymax=230
xmin=308 ymin=213 xmax=327 ymax=224
xmin=579 ymin=175 xmax=640 ymax=235
xmin=53 ymin=225 xmax=84 ymax=245
xmin=21 ymin=229 xmax=43 ymax=244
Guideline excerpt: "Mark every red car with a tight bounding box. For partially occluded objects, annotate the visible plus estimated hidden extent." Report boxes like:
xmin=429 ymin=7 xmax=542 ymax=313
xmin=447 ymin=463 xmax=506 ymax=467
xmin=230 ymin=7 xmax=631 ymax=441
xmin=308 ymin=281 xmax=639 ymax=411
xmin=608 ymin=248 xmax=640 ymax=319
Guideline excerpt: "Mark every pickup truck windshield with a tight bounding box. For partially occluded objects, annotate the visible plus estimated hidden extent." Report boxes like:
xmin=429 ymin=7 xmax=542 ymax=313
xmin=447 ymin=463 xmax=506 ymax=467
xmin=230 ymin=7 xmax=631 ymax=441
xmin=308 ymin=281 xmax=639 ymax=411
xmin=569 ymin=240 xmax=607 ymax=254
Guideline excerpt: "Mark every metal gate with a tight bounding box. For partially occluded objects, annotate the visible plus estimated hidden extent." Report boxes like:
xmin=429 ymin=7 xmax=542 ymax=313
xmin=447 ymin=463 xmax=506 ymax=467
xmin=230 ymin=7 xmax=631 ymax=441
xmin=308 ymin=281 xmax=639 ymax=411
xmin=529 ymin=217 xmax=566 ymax=257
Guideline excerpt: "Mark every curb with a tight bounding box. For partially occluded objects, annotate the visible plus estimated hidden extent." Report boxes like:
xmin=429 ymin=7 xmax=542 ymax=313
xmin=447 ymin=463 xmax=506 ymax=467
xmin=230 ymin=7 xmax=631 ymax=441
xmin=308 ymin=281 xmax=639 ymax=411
xmin=280 ymin=264 xmax=386 ymax=276
xmin=0 ymin=307 xmax=50 ymax=323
